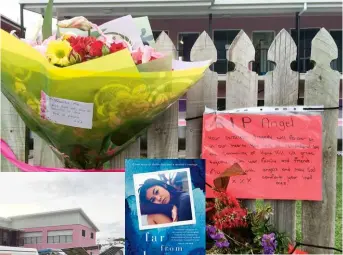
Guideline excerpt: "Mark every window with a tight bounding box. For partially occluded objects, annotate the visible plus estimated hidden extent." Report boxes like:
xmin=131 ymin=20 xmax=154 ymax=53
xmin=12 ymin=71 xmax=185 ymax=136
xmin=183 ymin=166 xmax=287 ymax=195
xmin=82 ymin=230 xmax=86 ymax=237
xmin=47 ymin=235 xmax=73 ymax=244
xmin=213 ymin=30 xmax=240 ymax=74
xmin=23 ymin=237 xmax=42 ymax=244
xmin=22 ymin=232 xmax=42 ymax=244
xmin=47 ymin=230 xmax=73 ymax=244
xmin=91 ymin=233 xmax=94 ymax=239
xmin=152 ymin=30 xmax=169 ymax=41
xmin=217 ymin=98 xmax=225 ymax=111
xmin=48 ymin=236 xmax=53 ymax=244
xmin=291 ymin=28 xmax=320 ymax=73
xmin=178 ymin=32 xmax=200 ymax=61
xmin=53 ymin=236 xmax=59 ymax=243
xmin=66 ymin=235 xmax=73 ymax=243
xmin=24 ymin=237 xmax=31 ymax=244
xmin=330 ymin=30 xmax=342 ymax=73
xmin=252 ymin=31 xmax=275 ymax=75
xmin=60 ymin=236 xmax=66 ymax=243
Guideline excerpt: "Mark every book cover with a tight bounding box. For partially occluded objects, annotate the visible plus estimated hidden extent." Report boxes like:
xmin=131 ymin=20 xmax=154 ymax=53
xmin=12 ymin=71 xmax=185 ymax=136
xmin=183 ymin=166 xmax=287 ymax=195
xmin=125 ymin=159 xmax=206 ymax=255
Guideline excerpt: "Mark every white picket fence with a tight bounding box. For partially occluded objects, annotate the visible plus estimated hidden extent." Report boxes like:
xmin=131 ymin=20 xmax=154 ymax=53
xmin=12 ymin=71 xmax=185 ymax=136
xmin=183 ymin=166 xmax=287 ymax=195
xmin=1 ymin=28 xmax=341 ymax=254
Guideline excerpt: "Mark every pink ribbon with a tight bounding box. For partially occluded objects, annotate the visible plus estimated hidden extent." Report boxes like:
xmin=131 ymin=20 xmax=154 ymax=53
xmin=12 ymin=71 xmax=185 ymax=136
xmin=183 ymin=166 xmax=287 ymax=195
xmin=0 ymin=139 xmax=124 ymax=172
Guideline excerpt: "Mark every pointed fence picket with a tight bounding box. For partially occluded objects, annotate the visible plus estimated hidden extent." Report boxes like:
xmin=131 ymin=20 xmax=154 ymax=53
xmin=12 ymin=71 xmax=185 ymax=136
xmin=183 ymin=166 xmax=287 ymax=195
xmin=302 ymin=28 xmax=341 ymax=254
xmin=186 ymin=31 xmax=218 ymax=159
xmin=1 ymin=27 xmax=341 ymax=254
xmin=264 ymin=29 xmax=299 ymax=241
xmin=226 ymin=30 xmax=258 ymax=212
xmin=146 ymin=31 xmax=179 ymax=159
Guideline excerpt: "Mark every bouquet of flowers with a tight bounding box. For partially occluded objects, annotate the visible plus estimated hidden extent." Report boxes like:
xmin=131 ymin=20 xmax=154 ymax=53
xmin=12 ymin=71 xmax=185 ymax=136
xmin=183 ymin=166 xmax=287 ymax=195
xmin=206 ymin=191 xmax=308 ymax=254
xmin=0 ymin=0 xmax=210 ymax=169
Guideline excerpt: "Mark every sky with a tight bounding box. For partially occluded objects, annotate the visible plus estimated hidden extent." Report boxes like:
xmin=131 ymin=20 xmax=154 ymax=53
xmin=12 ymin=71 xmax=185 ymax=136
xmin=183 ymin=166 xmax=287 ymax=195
xmin=0 ymin=172 xmax=125 ymax=243
xmin=0 ymin=0 xmax=125 ymax=245
xmin=0 ymin=0 xmax=43 ymax=28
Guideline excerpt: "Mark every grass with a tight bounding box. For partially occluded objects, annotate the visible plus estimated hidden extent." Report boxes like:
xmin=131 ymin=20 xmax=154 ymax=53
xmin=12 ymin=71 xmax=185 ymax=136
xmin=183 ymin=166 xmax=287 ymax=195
xmin=255 ymin=156 xmax=342 ymax=252
xmin=295 ymin=156 xmax=342 ymax=253
xmin=335 ymin=156 xmax=342 ymax=252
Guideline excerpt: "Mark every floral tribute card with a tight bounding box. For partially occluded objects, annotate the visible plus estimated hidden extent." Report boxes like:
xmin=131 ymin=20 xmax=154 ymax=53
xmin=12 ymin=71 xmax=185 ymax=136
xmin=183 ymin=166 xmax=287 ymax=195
xmin=202 ymin=113 xmax=322 ymax=200
xmin=125 ymin=159 xmax=206 ymax=255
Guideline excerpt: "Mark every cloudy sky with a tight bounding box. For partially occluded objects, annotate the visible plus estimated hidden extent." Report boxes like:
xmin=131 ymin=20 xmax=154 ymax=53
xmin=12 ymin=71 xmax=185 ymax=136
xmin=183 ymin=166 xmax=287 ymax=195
xmin=0 ymin=0 xmax=125 ymax=245
xmin=0 ymin=173 xmax=125 ymax=243
xmin=0 ymin=0 xmax=42 ymax=25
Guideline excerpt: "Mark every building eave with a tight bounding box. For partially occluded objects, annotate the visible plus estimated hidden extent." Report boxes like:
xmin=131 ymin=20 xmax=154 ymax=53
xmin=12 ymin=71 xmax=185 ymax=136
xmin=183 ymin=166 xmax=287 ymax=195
xmin=78 ymin=208 xmax=100 ymax=232
xmin=0 ymin=14 xmax=23 ymax=30
xmin=18 ymin=0 xmax=342 ymax=17
xmin=9 ymin=208 xmax=100 ymax=232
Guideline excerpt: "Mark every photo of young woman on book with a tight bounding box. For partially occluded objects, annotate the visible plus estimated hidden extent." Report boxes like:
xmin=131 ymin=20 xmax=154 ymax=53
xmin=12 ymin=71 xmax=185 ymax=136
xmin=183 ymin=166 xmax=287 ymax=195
xmin=134 ymin=169 xmax=196 ymax=229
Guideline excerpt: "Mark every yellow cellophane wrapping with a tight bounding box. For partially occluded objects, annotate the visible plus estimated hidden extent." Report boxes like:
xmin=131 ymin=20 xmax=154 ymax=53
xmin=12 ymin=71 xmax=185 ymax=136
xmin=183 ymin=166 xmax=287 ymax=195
xmin=1 ymin=29 xmax=209 ymax=169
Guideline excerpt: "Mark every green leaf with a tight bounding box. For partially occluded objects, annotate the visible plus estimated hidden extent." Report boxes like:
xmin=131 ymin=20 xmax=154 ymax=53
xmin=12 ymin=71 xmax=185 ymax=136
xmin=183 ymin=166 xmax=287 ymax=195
xmin=102 ymin=45 xmax=110 ymax=56
xmin=90 ymin=28 xmax=107 ymax=38
xmin=42 ymin=0 xmax=54 ymax=40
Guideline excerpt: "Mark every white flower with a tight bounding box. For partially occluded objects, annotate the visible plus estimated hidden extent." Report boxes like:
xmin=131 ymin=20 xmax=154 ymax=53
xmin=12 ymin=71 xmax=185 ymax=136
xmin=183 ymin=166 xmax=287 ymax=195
xmin=57 ymin=16 xmax=93 ymax=31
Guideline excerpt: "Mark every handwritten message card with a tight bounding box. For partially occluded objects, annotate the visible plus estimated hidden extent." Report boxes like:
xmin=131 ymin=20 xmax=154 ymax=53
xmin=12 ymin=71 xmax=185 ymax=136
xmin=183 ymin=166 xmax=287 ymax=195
xmin=41 ymin=91 xmax=93 ymax=129
xmin=202 ymin=113 xmax=322 ymax=200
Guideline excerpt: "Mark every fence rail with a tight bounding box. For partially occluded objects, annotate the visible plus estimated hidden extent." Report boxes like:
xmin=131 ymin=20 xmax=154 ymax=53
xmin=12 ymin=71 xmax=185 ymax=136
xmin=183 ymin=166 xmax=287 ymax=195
xmin=181 ymin=48 xmax=342 ymax=75
xmin=1 ymin=28 xmax=341 ymax=254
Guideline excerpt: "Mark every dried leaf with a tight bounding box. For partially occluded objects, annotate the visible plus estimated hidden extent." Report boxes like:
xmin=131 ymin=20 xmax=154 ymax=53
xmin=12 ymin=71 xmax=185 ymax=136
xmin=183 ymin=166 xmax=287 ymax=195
xmin=213 ymin=163 xmax=246 ymax=191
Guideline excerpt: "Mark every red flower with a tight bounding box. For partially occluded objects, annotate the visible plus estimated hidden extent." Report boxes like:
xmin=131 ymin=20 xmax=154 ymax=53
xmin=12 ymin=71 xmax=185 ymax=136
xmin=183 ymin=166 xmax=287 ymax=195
xmin=288 ymin=245 xmax=308 ymax=254
xmin=214 ymin=191 xmax=240 ymax=208
xmin=72 ymin=44 xmax=87 ymax=60
xmin=213 ymin=207 xmax=248 ymax=230
xmin=67 ymin=36 xmax=97 ymax=60
xmin=110 ymin=41 xmax=127 ymax=53
xmin=67 ymin=36 xmax=96 ymax=49
xmin=89 ymin=41 xmax=104 ymax=58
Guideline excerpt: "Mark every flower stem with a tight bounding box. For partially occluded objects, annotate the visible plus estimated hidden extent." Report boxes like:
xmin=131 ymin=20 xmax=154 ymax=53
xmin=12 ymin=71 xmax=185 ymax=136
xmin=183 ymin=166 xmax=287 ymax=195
xmin=223 ymin=232 xmax=249 ymax=247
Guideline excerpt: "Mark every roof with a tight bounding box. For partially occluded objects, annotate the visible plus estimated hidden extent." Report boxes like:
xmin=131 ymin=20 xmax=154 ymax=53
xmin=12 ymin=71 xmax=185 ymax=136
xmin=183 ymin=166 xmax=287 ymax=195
xmin=0 ymin=216 xmax=18 ymax=231
xmin=18 ymin=0 xmax=342 ymax=17
xmin=62 ymin=246 xmax=101 ymax=255
xmin=10 ymin=208 xmax=100 ymax=232
xmin=100 ymin=246 xmax=124 ymax=255
xmin=0 ymin=216 xmax=11 ymax=222
xmin=0 ymin=14 xmax=23 ymax=30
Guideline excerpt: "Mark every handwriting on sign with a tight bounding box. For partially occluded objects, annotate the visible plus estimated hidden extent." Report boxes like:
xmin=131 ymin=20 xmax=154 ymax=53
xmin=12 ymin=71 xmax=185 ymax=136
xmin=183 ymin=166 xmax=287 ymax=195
xmin=43 ymin=92 xmax=94 ymax=129
xmin=202 ymin=113 xmax=322 ymax=200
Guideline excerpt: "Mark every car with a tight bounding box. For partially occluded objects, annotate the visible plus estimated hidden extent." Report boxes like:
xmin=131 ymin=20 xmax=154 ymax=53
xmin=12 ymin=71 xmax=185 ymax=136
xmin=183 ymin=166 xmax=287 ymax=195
xmin=0 ymin=246 xmax=39 ymax=255
xmin=38 ymin=249 xmax=67 ymax=255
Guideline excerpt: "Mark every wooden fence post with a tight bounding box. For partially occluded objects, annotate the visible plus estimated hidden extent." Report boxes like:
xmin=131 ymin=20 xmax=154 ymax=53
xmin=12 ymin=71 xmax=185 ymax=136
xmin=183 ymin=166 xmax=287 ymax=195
xmin=186 ymin=31 xmax=217 ymax=159
xmin=226 ymin=30 xmax=258 ymax=211
xmin=302 ymin=28 xmax=340 ymax=254
xmin=111 ymin=141 xmax=141 ymax=168
xmin=1 ymin=94 xmax=25 ymax=172
xmin=33 ymin=135 xmax=64 ymax=167
xmin=264 ymin=29 xmax=298 ymax=240
xmin=147 ymin=32 xmax=178 ymax=158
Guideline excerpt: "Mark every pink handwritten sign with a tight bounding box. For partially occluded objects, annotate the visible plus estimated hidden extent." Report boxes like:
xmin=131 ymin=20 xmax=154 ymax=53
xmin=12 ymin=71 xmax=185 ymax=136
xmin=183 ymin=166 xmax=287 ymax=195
xmin=202 ymin=113 xmax=322 ymax=200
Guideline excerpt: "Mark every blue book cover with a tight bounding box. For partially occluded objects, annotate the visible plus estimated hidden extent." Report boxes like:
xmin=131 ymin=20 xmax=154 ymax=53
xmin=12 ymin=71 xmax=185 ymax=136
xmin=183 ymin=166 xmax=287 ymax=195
xmin=125 ymin=159 xmax=206 ymax=255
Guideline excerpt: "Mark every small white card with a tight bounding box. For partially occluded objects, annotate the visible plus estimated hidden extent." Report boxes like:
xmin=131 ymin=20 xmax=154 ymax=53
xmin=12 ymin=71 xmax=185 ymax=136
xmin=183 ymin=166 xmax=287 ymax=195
xmin=96 ymin=15 xmax=144 ymax=50
xmin=41 ymin=91 xmax=93 ymax=129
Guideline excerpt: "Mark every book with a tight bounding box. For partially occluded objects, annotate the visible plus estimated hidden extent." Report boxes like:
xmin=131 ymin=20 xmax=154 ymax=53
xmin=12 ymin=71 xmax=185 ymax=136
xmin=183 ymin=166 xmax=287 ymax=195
xmin=125 ymin=159 xmax=206 ymax=255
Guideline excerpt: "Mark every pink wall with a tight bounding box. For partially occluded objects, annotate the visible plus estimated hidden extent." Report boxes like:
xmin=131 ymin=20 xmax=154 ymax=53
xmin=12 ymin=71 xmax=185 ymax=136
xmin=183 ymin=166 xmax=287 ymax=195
xmin=91 ymin=14 xmax=342 ymax=45
xmin=22 ymin=225 xmax=99 ymax=255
